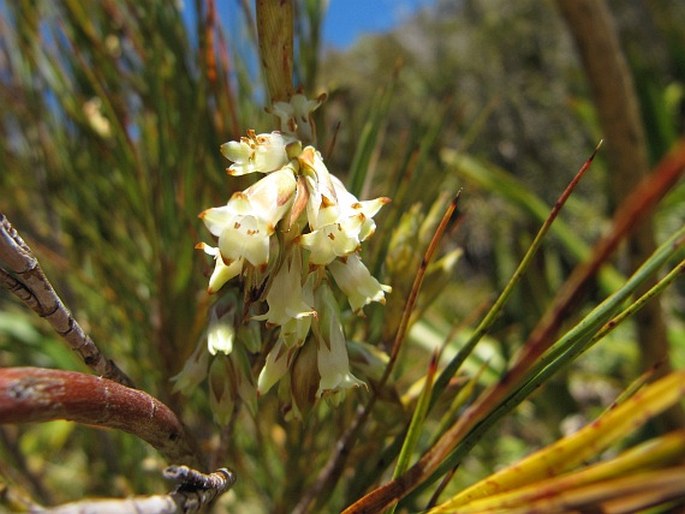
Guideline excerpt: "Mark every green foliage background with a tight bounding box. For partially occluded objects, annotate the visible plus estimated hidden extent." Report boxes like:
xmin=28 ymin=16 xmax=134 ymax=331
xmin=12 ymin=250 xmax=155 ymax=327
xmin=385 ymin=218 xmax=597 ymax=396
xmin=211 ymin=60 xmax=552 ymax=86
xmin=0 ymin=0 xmax=684 ymax=512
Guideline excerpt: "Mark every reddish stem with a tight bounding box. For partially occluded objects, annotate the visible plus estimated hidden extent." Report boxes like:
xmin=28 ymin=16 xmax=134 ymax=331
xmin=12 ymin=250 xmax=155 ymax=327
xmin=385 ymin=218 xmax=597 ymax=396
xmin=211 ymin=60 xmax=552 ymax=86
xmin=0 ymin=367 xmax=199 ymax=467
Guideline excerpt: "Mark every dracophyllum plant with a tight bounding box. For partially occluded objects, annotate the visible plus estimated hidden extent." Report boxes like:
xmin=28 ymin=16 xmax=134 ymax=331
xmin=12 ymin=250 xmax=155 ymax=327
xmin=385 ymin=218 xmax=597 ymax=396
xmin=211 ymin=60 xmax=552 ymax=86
xmin=176 ymin=94 xmax=391 ymax=421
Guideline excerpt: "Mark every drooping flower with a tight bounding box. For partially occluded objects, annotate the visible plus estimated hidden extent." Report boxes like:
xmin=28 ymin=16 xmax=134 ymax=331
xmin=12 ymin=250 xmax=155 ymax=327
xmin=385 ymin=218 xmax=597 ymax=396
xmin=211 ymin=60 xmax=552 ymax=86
xmin=297 ymin=147 xmax=390 ymax=265
xmin=328 ymin=254 xmax=391 ymax=312
xmin=199 ymin=166 xmax=297 ymax=274
xmin=207 ymin=298 xmax=237 ymax=356
xmin=253 ymin=247 xmax=316 ymax=327
xmin=289 ymin=337 xmax=319 ymax=418
xmin=257 ymin=337 xmax=294 ymax=396
xmin=171 ymin=339 xmax=211 ymax=393
xmin=313 ymin=283 xmax=365 ymax=398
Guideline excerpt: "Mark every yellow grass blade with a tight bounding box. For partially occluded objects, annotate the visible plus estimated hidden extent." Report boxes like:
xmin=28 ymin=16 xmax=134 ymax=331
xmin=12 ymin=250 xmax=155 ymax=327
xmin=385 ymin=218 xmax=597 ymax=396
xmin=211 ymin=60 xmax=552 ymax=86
xmin=430 ymin=430 xmax=685 ymax=513
xmin=430 ymin=370 xmax=685 ymax=511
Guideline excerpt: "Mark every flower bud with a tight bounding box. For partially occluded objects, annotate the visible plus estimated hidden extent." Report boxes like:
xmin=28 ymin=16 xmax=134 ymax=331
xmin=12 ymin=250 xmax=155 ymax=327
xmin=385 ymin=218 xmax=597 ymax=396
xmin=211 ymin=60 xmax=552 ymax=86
xmin=208 ymin=357 xmax=236 ymax=426
xmin=269 ymin=93 xmax=326 ymax=142
xmin=209 ymin=349 xmax=257 ymax=424
xmin=257 ymin=338 xmax=293 ymax=396
xmin=290 ymin=337 xmax=319 ymax=418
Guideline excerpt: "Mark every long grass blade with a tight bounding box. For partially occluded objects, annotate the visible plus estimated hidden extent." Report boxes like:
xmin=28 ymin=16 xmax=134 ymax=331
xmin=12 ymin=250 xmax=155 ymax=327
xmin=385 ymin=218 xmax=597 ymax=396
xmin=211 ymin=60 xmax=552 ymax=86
xmin=431 ymin=141 xmax=601 ymax=409
xmin=429 ymin=372 xmax=685 ymax=511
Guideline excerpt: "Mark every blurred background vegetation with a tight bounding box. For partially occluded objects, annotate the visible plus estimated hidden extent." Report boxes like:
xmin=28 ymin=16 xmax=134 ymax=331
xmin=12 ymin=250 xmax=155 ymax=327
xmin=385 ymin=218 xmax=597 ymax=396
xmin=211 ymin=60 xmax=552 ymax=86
xmin=0 ymin=0 xmax=684 ymax=512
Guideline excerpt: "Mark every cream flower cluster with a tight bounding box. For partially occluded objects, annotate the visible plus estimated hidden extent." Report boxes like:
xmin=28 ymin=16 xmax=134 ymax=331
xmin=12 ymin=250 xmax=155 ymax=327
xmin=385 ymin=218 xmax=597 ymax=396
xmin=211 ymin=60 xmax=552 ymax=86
xmin=195 ymin=95 xmax=390 ymax=416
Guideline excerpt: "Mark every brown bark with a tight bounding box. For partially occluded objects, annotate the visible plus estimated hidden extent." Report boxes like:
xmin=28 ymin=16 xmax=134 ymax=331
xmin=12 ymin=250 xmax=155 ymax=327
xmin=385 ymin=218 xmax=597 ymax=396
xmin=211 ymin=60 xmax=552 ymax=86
xmin=0 ymin=367 xmax=199 ymax=467
xmin=0 ymin=213 xmax=133 ymax=388
xmin=556 ymin=0 xmax=683 ymax=428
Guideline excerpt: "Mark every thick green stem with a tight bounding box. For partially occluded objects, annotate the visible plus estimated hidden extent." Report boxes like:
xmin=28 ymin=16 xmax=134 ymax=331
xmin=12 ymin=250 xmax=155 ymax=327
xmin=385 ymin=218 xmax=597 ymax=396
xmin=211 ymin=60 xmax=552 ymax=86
xmin=256 ymin=0 xmax=294 ymax=103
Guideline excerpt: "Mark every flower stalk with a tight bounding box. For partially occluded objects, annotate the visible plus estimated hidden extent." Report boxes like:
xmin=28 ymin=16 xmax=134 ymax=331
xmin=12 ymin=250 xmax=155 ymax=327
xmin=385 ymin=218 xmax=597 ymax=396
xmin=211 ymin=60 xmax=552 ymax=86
xmin=256 ymin=0 xmax=294 ymax=103
xmin=175 ymin=5 xmax=391 ymax=420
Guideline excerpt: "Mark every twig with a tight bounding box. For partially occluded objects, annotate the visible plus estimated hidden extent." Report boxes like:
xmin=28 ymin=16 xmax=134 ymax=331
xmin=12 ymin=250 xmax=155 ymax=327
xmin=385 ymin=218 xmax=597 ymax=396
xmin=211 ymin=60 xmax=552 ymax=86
xmin=0 ymin=367 xmax=199 ymax=467
xmin=165 ymin=465 xmax=235 ymax=508
xmin=0 ymin=213 xmax=134 ymax=387
xmin=31 ymin=495 xmax=180 ymax=514
xmin=29 ymin=465 xmax=236 ymax=514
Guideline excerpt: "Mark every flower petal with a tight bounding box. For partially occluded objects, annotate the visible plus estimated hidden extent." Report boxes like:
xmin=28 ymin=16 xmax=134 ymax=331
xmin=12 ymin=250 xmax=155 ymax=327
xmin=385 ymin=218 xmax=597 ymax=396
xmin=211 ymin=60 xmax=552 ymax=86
xmin=313 ymin=284 xmax=365 ymax=397
xmin=242 ymin=166 xmax=297 ymax=224
xmin=299 ymin=216 xmax=363 ymax=265
xmin=221 ymin=130 xmax=293 ymax=176
xmin=196 ymin=243 xmax=243 ymax=292
xmin=253 ymin=248 xmax=316 ymax=326
xmin=199 ymin=205 xmax=237 ymax=237
xmin=328 ymin=254 xmax=391 ymax=312
xmin=257 ymin=338 xmax=293 ymax=395
xmin=217 ymin=215 xmax=272 ymax=268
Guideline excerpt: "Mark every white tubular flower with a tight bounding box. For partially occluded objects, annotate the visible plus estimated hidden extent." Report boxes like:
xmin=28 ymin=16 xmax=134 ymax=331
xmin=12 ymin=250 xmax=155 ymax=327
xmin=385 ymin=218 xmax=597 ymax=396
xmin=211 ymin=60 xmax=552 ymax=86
xmin=200 ymin=166 xmax=297 ymax=270
xmin=270 ymin=93 xmax=325 ymax=142
xmin=171 ymin=339 xmax=210 ymax=393
xmin=314 ymin=284 xmax=364 ymax=397
xmin=317 ymin=328 xmax=364 ymax=398
xmin=253 ymin=248 xmax=316 ymax=327
xmin=220 ymin=130 xmax=296 ymax=176
xmin=329 ymin=254 xmax=391 ymax=312
xmin=299 ymin=214 xmax=366 ymax=265
xmin=297 ymin=149 xmax=390 ymax=265
xmin=279 ymin=271 xmax=317 ymax=348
